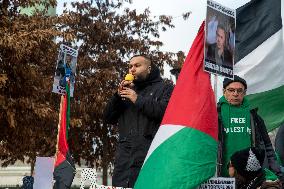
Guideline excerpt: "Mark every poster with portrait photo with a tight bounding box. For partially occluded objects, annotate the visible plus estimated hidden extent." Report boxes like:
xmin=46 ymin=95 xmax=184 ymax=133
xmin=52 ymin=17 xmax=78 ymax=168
xmin=52 ymin=44 xmax=78 ymax=97
xmin=204 ymin=0 xmax=236 ymax=79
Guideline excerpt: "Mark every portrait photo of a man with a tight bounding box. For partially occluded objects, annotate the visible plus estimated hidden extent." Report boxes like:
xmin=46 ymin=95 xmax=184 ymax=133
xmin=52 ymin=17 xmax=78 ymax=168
xmin=204 ymin=1 xmax=235 ymax=78
xmin=206 ymin=24 xmax=232 ymax=67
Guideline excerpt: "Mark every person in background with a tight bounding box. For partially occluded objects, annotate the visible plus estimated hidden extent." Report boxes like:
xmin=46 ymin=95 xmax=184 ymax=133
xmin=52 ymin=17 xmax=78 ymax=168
xmin=217 ymin=75 xmax=283 ymax=184
xmin=21 ymin=176 xmax=34 ymax=189
xmin=275 ymin=123 xmax=284 ymax=173
xmin=228 ymin=147 xmax=282 ymax=189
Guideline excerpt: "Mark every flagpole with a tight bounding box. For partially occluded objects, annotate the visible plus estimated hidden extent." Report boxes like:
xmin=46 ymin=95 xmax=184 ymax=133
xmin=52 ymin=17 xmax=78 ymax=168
xmin=55 ymin=96 xmax=64 ymax=162
xmin=53 ymin=45 xmax=77 ymax=188
xmin=214 ymin=74 xmax=218 ymax=102
xmin=214 ymin=73 xmax=218 ymax=177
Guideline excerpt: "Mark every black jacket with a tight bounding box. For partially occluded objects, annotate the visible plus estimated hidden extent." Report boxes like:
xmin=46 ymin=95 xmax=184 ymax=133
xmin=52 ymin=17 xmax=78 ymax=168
xmin=275 ymin=123 xmax=284 ymax=166
xmin=217 ymin=103 xmax=283 ymax=181
xmin=104 ymin=65 xmax=173 ymax=139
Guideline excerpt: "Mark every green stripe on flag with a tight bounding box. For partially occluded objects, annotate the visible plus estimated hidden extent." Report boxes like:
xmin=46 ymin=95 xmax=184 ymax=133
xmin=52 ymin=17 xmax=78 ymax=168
xmin=248 ymin=85 xmax=284 ymax=131
xmin=134 ymin=127 xmax=217 ymax=189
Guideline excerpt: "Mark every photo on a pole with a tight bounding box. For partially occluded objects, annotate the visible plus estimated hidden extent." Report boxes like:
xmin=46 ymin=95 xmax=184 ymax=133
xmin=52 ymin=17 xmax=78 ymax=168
xmin=52 ymin=44 xmax=78 ymax=97
xmin=204 ymin=0 xmax=235 ymax=79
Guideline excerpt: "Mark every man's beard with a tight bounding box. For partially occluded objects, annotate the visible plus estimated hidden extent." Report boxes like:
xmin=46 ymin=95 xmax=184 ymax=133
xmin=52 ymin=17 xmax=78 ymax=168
xmin=134 ymin=74 xmax=148 ymax=82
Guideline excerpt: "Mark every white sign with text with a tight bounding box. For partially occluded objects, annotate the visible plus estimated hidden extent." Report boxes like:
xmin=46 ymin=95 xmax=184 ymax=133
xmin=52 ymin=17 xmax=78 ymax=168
xmin=198 ymin=177 xmax=235 ymax=189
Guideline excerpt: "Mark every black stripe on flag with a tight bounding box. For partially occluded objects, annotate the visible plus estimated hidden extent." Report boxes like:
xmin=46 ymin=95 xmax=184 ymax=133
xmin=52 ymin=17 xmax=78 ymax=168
xmin=235 ymin=0 xmax=282 ymax=63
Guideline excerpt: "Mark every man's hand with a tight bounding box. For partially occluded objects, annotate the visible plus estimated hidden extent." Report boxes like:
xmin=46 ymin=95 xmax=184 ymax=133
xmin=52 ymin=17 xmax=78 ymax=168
xmin=118 ymin=80 xmax=134 ymax=94
xmin=119 ymin=87 xmax=137 ymax=103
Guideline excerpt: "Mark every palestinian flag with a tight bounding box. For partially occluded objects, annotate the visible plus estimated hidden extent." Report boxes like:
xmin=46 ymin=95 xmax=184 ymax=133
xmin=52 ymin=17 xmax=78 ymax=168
xmin=134 ymin=22 xmax=218 ymax=189
xmin=235 ymin=0 xmax=284 ymax=131
xmin=53 ymin=82 xmax=75 ymax=189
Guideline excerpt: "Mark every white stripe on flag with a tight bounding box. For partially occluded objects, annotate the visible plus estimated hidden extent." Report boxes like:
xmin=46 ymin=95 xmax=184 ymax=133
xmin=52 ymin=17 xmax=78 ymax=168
xmin=144 ymin=125 xmax=184 ymax=163
xmin=235 ymin=29 xmax=284 ymax=95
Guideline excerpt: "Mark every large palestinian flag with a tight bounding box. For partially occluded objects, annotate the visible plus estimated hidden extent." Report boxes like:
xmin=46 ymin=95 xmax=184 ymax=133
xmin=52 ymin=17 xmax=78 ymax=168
xmin=53 ymin=83 xmax=76 ymax=189
xmin=235 ymin=0 xmax=284 ymax=131
xmin=134 ymin=22 xmax=218 ymax=189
